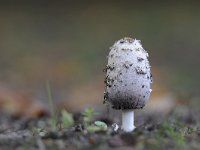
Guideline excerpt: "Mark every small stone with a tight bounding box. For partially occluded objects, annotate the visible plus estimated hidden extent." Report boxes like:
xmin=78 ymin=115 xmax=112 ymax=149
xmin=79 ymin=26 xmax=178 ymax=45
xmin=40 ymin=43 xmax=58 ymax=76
xmin=112 ymin=123 xmax=119 ymax=132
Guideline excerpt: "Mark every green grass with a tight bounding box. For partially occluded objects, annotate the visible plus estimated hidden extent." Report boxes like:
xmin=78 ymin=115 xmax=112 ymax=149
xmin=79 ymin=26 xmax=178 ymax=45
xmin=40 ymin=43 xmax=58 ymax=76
xmin=155 ymin=122 xmax=185 ymax=146
xmin=46 ymin=80 xmax=57 ymax=129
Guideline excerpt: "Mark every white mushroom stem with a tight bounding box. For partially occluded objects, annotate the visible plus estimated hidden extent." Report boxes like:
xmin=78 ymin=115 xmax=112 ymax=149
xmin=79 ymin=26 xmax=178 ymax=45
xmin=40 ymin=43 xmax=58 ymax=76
xmin=121 ymin=110 xmax=135 ymax=132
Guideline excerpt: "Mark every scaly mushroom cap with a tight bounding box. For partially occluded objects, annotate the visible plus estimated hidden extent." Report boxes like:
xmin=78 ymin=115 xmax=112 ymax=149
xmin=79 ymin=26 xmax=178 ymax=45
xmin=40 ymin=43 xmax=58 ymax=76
xmin=104 ymin=37 xmax=152 ymax=110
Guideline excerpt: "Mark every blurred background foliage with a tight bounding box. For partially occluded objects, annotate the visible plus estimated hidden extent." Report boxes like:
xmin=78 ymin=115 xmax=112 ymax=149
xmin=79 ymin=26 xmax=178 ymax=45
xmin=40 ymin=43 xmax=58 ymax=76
xmin=0 ymin=0 xmax=200 ymax=112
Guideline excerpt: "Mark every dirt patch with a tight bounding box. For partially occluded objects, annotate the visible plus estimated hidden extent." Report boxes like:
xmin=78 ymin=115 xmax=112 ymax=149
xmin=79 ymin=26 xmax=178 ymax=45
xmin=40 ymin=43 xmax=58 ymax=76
xmin=0 ymin=100 xmax=199 ymax=150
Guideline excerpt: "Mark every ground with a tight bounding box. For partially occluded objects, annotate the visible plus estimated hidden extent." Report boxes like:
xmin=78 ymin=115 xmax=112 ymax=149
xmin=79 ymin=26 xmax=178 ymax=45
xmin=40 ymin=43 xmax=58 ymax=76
xmin=0 ymin=96 xmax=199 ymax=150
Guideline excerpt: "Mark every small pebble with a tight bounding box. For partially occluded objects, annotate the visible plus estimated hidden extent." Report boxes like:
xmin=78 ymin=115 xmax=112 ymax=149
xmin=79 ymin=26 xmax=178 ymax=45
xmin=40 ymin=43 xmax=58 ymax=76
xmin=112 ymin=123 xmax=119 ymax=132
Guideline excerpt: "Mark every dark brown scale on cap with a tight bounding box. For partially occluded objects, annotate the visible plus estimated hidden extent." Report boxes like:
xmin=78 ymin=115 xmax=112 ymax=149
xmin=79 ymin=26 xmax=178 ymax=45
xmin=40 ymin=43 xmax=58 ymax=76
xmin=137 ymin=57 xmax=144 ymax=62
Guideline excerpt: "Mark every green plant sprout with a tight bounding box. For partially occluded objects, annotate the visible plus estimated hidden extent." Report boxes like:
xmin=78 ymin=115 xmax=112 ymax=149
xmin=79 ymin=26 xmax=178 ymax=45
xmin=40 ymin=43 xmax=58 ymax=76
xmin=82 ymin=107 xmax=98 ymax=126
xmin=61 ymin=110 xmax=74 ymax=128
xmin=94 ymin=121 xmax=108 ymax=130
xmin=85 ymin=121 xmax=108 ymax=132
xmin=82 ymin=107 xmax=107 ymax=132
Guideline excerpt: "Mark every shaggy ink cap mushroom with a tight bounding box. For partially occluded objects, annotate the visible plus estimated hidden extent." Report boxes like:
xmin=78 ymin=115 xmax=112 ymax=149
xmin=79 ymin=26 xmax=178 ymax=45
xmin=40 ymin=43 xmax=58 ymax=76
xmin=104 ymin=37 xmax=152 ymax=132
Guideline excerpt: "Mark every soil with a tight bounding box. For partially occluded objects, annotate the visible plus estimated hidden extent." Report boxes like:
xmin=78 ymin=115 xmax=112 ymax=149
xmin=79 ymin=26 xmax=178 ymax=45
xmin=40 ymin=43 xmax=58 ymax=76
xmin=0 ymin=97 xmax=199 ymax=150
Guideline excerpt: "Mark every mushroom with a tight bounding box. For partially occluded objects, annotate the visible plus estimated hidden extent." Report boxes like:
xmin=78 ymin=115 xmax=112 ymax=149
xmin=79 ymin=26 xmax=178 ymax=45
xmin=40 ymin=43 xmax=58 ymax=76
xmin=104 ymin=37 xmax=152 ymax=132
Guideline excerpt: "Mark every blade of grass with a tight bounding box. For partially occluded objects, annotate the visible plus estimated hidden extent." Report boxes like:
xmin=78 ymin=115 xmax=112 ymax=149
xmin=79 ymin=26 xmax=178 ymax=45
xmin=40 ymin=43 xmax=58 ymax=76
xmin=46 ymin=80 xmax=57 ymax=128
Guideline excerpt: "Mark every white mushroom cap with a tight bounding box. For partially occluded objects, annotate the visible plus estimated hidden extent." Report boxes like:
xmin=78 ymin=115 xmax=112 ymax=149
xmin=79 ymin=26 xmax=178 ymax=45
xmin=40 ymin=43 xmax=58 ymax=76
xmin=104 ymin=37 xmax=152 ymax=110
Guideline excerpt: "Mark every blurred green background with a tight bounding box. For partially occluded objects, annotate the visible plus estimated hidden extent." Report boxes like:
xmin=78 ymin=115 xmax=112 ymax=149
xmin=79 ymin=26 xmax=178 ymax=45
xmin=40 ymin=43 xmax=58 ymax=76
xmin=0 ymin=1 xmax=200 ymax=110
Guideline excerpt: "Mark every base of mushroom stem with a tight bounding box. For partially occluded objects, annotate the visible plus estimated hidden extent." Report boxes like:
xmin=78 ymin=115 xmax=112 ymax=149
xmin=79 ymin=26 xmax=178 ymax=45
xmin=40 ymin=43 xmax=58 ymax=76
xmin=121 ymin=110 xmax=136 ymax=132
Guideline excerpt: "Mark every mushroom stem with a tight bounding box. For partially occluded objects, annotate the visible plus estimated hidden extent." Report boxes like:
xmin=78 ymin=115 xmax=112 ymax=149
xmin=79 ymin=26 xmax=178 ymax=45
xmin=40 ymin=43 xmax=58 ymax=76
xmin=121 ymin=110 xmax=135 ymax=132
